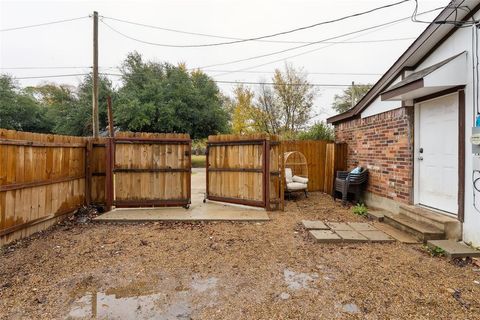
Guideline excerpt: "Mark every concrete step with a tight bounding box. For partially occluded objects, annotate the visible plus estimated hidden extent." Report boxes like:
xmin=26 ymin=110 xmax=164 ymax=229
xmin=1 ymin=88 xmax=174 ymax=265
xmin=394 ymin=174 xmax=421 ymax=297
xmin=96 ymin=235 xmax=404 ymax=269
xmin=427 ymin=240 xmax=480 ymax=258
xmin=383 ymin=213 xmax=445 ymax=243
xmin=367 ymin=210 xmax=386 ymax=222
xmin=373 ymin=222 xmax=421 ymax=244
xmin=400 ymin=205 xmax=461 ymax=231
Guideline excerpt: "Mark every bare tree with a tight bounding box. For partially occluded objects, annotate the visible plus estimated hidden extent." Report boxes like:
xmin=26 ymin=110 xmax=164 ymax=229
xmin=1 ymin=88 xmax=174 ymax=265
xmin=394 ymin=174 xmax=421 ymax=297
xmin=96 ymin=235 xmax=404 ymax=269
xmin=272 ymin=63 xmax=316 ymax=134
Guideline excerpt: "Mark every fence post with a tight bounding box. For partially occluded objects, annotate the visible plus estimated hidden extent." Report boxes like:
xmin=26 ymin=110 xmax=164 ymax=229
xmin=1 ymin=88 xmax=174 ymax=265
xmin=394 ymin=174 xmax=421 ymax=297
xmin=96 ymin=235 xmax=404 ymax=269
xmin=264 ymin=139 xmax=270 ymax=211
xmin=85 ymin=140 xmax=92 ymax=206
xmin=105 ymin=138 xmax=114 ymax=211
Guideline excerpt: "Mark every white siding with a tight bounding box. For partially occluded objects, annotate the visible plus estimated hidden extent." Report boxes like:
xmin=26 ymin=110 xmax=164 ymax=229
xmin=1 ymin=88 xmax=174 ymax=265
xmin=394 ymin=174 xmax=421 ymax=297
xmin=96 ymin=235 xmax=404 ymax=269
xmin=415 ymin=16 xmax=480 ymax=246
xmin=360 ymin=13 xmax=480 ymax=246
xmin=361 ymin=75 xmax=403 ymax=118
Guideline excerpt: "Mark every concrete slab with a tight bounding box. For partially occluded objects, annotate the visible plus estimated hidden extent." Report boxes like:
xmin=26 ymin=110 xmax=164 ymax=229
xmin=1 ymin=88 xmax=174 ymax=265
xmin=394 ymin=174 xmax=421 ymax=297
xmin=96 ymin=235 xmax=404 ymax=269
xmin=302 ymin=220 xmax=329 ymax=230
xmin=95 ymin=168 xmax=270 ymax=222
xmin=348 ymin=222 xmax=377 ymax=231
xmin=95 ymin=206 xmax=270 ymax=222
xmin=309 ymin=230 xmax=342 ymax=243
xmin=427 ymin=240 xmax=480 ymax=258
xmin=373 ymin=222 xmax=420 ymax=244
xmin=326 ymin=222 xmax=354 ymax=231
xmin=335 ymin=230 xmax=368 ymax=242
xmin=358 ymin=230 xmax=395 ymax=243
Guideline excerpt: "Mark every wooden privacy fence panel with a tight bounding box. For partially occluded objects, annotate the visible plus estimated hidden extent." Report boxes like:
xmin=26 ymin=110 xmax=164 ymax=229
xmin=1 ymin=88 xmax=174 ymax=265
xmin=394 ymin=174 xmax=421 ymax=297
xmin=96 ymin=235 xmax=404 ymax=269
xmin=206 ymin=134 xmax=283 ymax=210
xmin=282 ymin=140 xmax=347 ymax=194
xmin=88 ymin=138 xmax=107 ymax=205
xmin=107 ymin=132 xmax=191 ymax=208
xmin=0 ymin=129 xmax=87 ymax=245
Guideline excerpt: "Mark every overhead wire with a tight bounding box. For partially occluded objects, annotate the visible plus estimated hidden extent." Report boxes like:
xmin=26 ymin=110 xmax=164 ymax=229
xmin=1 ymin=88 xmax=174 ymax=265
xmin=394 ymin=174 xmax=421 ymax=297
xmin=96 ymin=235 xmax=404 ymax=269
xmin=99 ymin=0 xmax=410 ymax=47
xmin=197 ymin=6 xmax=444 ymax=74
xmin=411 ymin=0 xmax=478 ymax=27
xmin=10 ymin=72 xmax=354 ymax=88
xmin=101 ymin=72 xmax=352 ymax=87
xmin=0 ymin=16 xmax=90 ymax=32
xmin=100 ymin=15 xmax=415 ymax=45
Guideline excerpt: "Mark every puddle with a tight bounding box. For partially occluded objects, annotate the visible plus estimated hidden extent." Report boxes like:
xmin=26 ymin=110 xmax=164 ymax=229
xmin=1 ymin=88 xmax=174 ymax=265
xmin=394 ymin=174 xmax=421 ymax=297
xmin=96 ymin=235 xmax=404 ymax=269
xmin=283 ymin=268 xmax=319 ymax=290
xmin=68 ymin=276 xmax=219 ymax=319
xmin=336 ymin=303 xmax=360 ymax=314
xmin=191 ymin=277 xmax=218 ymax=293
xmin=68 ymin=291 xmax=166 ymax=319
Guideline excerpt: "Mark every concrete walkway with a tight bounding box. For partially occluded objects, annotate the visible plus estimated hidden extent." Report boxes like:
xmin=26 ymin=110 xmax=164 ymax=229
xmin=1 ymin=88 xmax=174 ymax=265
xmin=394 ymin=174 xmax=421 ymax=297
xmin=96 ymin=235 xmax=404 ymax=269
xmin=95 ymin=168 xmax=270 ymax=222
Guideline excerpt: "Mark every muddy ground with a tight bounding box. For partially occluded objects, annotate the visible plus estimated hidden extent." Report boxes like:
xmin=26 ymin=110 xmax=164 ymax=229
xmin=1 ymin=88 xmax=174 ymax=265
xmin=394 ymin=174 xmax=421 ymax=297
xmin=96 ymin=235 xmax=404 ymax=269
xmin=1 ymin=193 xmax=480 ymax=319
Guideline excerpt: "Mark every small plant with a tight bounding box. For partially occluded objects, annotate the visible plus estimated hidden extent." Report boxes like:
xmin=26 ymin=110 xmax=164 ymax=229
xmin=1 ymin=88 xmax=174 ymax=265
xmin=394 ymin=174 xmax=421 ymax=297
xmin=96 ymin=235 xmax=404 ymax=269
xmin=352 ymin=203 xmax=368 ymax=217
xmin=424 ymin=245 xmax=446 ymax=257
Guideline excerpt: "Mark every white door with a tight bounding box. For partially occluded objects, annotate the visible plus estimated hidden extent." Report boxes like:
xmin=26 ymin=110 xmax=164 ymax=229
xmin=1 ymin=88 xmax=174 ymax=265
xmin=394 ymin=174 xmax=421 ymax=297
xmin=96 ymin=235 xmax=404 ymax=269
xmin=417 ymin=93 xmax=458 ymax=214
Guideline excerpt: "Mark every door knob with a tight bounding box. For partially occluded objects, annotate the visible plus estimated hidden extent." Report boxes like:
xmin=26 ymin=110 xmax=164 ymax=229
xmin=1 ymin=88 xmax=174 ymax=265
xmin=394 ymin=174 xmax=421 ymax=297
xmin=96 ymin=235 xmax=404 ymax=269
xmin=418 ymin=156 xmax=424 ymax=160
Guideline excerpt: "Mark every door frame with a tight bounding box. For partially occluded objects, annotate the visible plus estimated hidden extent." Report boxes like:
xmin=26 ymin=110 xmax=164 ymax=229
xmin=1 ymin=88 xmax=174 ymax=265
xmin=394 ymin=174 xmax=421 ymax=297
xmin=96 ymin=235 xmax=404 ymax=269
xmin=412 ymin=87 xmax=465 ymax=221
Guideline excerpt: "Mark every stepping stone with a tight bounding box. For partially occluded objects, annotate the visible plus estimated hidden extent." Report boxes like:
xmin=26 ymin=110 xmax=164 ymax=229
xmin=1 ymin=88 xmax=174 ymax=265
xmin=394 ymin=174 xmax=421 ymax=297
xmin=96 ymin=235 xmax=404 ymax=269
xmin=309 ymin=230 xmax=342 ymax=243
xmin=348 ymin=222 xmax=377 ymax=231
xmin=326 ymin=222 xmax=353 ymax=231
xmin=335 ymin=230 xmax=368 ymax=242
xmin=302 ymin=220 xmax=329 ymax=230
xmin=358 ymin=230 xmax=395 ymax=243
xmin=427 ymin=240 xmax=480 ymax=258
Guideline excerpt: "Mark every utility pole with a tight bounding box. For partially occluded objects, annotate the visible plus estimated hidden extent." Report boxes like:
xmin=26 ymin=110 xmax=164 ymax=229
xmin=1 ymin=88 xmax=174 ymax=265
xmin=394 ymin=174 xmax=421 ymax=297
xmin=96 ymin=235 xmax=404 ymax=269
xmin=92 ymin=11 xmax=99 ymax=137
xmin=351 ymin=81 xmax=356 ymax=109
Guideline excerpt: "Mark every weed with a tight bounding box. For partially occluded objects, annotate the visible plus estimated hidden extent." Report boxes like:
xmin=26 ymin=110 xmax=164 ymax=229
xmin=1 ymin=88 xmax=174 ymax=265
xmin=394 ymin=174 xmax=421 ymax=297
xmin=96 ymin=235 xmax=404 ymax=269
xmin=352 ymin=203 xmax=368 ymax=217
xmin=424 ymin=245 xmax=446 ymax=257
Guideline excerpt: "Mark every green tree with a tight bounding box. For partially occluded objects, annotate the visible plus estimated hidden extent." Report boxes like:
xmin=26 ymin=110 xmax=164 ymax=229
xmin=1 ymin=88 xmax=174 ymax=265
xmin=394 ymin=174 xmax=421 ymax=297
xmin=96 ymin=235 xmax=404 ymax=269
xmin=297 ymin=121 xmax=334 ymax=141
xmin=0 ymin=75 xmax=52 ymax=133
xmin=30 ymin=75 xmax=115 ymax=136
xmin=231 ymin=85 xmax=256 ymax=134
xmin=115 ymin=52 xmax=229 ymax=139
xmin=332 ymin=83 xmax=372 ymax=114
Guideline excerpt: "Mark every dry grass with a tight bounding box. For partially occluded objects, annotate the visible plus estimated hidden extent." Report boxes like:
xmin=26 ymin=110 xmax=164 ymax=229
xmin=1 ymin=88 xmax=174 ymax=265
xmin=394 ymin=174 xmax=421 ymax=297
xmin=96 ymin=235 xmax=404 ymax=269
xmin=1 ymin=193 xmax=479 ymax=319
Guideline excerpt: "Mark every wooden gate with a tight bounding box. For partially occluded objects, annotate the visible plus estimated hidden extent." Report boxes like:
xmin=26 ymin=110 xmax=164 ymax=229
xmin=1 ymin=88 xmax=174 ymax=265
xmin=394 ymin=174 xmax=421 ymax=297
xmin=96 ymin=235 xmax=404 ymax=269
xmin=105 ymin=133 xmax=191 ymax=209
xmin=206 ymin=134 xmax=283 ymax=211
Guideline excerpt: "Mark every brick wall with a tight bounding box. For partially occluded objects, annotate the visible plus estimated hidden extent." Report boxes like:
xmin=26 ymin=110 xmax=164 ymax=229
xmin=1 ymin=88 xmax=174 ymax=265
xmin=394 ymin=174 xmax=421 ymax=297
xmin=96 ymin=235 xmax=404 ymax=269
xmin=334 ymin=107 xmax=414 ymax=204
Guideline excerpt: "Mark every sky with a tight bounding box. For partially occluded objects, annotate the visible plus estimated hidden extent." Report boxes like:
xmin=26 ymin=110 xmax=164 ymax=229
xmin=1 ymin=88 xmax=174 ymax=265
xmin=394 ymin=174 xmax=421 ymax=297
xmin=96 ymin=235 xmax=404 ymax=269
xmin=0 ymin=0 xmax=451 ymax=122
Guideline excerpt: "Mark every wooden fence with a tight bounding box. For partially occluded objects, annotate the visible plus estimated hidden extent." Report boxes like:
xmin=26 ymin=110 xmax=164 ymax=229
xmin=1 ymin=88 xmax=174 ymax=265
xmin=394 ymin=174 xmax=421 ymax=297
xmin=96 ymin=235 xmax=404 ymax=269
xmin=283 ymin=140 xmax=347 ymax=194
xmin=0 ymin=128 xmax=347 ymax=246
xmin=0 ymin=129 xmax=88 ymax=246
xmin=206 ymin=134 xmax=283 ymax=210
xmin=109 ymin=132 xmax=191 ymax=208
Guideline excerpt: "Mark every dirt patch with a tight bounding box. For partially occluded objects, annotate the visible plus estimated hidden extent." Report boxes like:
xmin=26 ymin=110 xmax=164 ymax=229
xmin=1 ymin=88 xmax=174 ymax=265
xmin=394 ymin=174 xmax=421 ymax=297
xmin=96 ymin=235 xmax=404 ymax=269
xmin=1 ymin=193 xmax=479 ymax=319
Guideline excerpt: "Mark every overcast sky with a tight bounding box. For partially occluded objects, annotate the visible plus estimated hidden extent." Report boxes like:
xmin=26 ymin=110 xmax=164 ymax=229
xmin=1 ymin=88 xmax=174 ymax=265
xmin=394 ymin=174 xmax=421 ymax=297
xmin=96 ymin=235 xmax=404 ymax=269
xmin=0 ymin=0 xmax=450 ymax=122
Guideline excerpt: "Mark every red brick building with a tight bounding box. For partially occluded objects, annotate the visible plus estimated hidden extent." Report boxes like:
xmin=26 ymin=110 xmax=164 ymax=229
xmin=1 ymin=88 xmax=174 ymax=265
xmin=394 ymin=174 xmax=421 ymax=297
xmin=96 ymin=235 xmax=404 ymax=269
xmin=333 ymin=107 xmax=413 ymax=206
xmin=327 ymin=0 xmax=480 ymax=245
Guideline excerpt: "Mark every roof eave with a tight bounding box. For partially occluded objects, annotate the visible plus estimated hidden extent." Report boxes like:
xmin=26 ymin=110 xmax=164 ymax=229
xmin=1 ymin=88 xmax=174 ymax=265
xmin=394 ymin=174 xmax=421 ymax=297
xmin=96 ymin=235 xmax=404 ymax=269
xmin=327 ymin=0 xmax=480 ymax=125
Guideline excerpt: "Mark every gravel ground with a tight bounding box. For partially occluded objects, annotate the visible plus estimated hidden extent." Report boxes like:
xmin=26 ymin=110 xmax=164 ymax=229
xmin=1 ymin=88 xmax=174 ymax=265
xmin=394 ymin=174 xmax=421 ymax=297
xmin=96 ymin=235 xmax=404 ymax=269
xmin=1 ymin=193 xmax=480 ymax=319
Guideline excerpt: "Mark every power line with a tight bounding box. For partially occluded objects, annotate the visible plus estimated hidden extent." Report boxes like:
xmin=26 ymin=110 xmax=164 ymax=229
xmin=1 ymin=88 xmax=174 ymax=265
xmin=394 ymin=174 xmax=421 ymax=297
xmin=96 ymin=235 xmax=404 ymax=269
xmin=203 ymin=70 xmax=383 ymax=76
xmin=14 ymin=73 xmax=89 ymax=80
xmin=100 ymin=0 xmax=410 ymax=48
xmin=1 ymin=66 xmax=383 ymax=75
xmin=0 ymin=66 xmax=92 ymax=70
xmin=11 ymin=71 xmax=354 ymax=87
xmin=212 ymin=80 xmax=350 ymax=87
xmin=196 ymin=6 xmax=444 ymax=72
xmin=101 ymin=15 xmax=415 ymax=45
xmin=0 ymin=16 xmax=90 ymax=32
xmin=101 ymin=72 xmax=352 ymax=87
